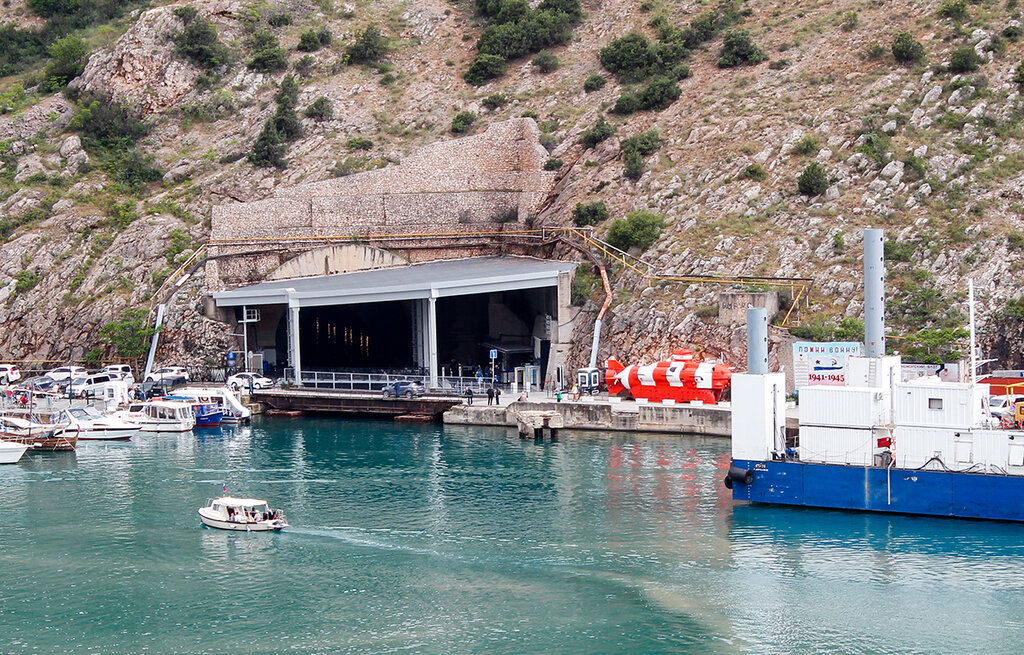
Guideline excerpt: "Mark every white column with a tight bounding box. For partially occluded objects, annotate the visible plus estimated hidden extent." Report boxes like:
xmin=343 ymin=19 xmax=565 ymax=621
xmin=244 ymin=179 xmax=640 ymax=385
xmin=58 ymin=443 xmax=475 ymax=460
xmin=287 ymin=292 xmax=301 ymax=386
xmin=427 ymin=294 xmax=438 ymax=388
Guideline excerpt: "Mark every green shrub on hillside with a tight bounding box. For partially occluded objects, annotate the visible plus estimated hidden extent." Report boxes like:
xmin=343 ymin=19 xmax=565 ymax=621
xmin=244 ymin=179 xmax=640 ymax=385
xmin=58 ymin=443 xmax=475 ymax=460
xmin=466 ymin=0 xmax=582 ymax=84
xmin=583 ymin=73 xmax=606 ymax=92
xmin=464 ymin=53 xmax=507 ymax=85
xmin=717 ymin=29 xmax=766 ymax=68
xmin=246 ymin=31 xmax=288 ymax=72
xmin=532 ymin=51 xmax=559 ymax=73
xmin=938 ymin=0 xmax=968 ymax=20
xmin=41 ymin=34 xmax=88 ymax=91
xmin=544 ymin=157 xmax=562 ymax=170
xmin=742 ymin=163 xmax=767 ymax=181
xmin=606 ymin=210 xmax=666 ymax=251
xmin=14 ymin=270 xmax=42 ymax=294
xmin=794 ymin=135 xmax=820 ymax=156
xmin=110 ymin=148 xmax=162 ymax=192
xmin=249 ymin=122 xmax=287 ymax=168
xmin=858 ymin=131 xmax=890 ymax=167
xmin=635 ymin=76 xmax=681 ymax=111
xmin=1014 ymin=60 xmax=1024 ymax=88
xmin=173 ymin=9 xmax=230 ymax=69
xmin=451 ymin=111 xmax=477 ymax=134
xmin=69 ymin=97 xmax=150 ymax=154
xmin=482 ymin=93 xmax=509 ymax=109
xmin=347 ymin=25 xmax=388 ymax=64
xmin=267 ymin=12 xmax=292 ymax=27
xmin=797 ymin=162 xmax=828 ymax=196
xmin=99 ymin=309 xmax=156 ymax=362
xmin=580 ymin=116 xmax=615 ymax=148
xmin=621 ymin=129 xmax=663 ymax=180
xmin=948 ymin=47 xmax=981 ymax=73
xmin=305 ymin=96 xmax=333 ymax=120
xmin=572 ymin=200 xmax=609 ymax=226
xmin=298 ymin=26 xmax=332 ymax=52
xmin=892 ymin=32 xmax=925 ymax=64
xmin=612 ymin=93 xmax=640 ymax=115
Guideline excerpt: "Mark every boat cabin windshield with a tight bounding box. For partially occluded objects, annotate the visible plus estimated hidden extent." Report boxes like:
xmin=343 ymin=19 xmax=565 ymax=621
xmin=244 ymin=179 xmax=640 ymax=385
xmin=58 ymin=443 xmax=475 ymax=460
xmin=62 ymin=407 xmax=104 ymax=422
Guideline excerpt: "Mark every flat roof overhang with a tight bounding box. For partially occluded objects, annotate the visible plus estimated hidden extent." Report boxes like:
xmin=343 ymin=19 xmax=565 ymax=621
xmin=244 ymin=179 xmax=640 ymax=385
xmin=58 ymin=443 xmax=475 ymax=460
xmin=213 ymin=256 xmax=578 ymax=309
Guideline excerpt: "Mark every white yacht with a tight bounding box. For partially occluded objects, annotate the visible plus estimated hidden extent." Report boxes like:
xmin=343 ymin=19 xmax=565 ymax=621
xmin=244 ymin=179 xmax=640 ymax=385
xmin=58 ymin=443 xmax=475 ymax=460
xmin=123 ymin=399 xmax=196 ymax=432
xmin=53 ymin=406 xmax=140 ymax=441
xmin=0 ymin=440 xmax=29 ymax=464
xmin=197 ymin=497 xmax=288 ymax=531
xmin=172 ymin=387 xmax=252 ymax=423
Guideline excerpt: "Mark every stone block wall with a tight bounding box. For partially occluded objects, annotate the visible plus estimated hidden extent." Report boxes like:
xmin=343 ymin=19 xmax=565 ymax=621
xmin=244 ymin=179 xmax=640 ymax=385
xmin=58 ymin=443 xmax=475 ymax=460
xmin=207 ymin=118 xmax=558 ymax=289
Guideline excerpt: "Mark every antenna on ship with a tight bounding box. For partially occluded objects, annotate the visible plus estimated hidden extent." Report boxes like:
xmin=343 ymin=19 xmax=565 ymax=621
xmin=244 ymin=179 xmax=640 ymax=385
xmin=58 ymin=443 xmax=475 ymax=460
xmin=969 ymin=278 xmax=977 ymax=387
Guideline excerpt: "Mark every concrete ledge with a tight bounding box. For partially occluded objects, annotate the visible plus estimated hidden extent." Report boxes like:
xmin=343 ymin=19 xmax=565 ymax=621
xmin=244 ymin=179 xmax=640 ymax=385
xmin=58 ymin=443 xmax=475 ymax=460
xmin=443 ymin=399 xmax=730 ymax=436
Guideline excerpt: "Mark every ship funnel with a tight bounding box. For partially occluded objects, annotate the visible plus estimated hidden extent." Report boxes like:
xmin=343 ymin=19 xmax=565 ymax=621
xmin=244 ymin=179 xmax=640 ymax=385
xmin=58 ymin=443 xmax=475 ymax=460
xmin=864 ymin=228 xmax=885 ymax=358
xmin=746 ymin=307 xmax=768 ymax=374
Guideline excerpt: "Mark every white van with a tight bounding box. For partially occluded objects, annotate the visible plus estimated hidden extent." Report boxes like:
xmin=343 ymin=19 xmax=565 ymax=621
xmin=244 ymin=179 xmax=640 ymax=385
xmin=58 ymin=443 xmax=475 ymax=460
xmin=103 ymin=364 xmax=135 ymax=385
xmin=69 ymin=373 xmax=115 ymax=398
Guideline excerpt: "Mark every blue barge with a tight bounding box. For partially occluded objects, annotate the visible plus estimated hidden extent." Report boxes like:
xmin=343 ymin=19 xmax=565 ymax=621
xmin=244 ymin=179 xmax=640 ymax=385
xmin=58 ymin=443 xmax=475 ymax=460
xmin=727 ymin=229 xmax=1024 ymax=522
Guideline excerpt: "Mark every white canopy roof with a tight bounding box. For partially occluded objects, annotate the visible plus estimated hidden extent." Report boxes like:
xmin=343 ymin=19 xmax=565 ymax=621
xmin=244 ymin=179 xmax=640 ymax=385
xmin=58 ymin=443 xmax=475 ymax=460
xmin=213 ymin=255 xmax=577 ymax=309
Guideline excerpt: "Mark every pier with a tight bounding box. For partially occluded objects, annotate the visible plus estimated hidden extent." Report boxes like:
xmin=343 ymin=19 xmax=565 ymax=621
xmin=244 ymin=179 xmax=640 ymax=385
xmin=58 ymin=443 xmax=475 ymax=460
xmin=252 ymin=388 xmax=461 ymax=418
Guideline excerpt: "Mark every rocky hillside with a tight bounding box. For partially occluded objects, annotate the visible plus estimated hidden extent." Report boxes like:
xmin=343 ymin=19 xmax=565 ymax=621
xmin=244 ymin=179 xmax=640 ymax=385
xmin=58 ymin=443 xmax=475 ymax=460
xmin=2 ymin=0 xmax=1024 ymax=369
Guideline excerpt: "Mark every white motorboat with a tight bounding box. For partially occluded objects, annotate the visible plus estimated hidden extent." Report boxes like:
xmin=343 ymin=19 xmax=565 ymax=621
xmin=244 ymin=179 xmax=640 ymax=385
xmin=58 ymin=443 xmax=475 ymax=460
xmin=173 ymin=387 xmax=251 ymax=423
xmin=0 ymin=415 xmax=78 ymax=451
xmin=121 ymin=399 xmax=196 ymax=432
xmin=197 ymin=497 xmax=288 ymax=531
xmin=0 ymin=440 xmax=29 ymax=464
xmin=53 ymin=406 xmax=140 ymax=441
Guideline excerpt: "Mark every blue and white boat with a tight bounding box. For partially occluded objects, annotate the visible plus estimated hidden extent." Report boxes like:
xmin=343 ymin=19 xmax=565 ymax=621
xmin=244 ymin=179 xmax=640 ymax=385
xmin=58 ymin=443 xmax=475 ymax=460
xmin=727 ymin=229 xmax=1024 ymax=521
xmin=165 ymin=397 xmax=223 ymax=427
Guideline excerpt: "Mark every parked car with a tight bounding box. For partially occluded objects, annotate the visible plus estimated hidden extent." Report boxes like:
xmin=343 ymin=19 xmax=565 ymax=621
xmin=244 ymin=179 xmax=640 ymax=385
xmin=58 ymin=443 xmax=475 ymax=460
xmin=46 ymin=365 xmax=87 ymax=381
xmin=68 ymin=372 xmax=116 ymax=398
xmin=381 ymin=380 xmax=426 ymax=399
xmin=989 ymin=395 xmax=1024 ymax=419
xmin=146 ymin=366 xmax=190 ymax=385
xmin=0 ymin=364 xmax=20 ymax=384
xmin=103 ymin=364 xmax=135 ymax=385
xmin=226 ymin=372 xmax=274 ymax=391
xmin=18 ymin=376 xmax=57 ymax=392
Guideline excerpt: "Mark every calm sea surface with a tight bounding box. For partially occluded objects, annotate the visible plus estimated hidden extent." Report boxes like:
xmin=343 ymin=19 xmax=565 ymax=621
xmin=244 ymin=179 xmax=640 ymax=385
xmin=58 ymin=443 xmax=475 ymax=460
xmin=2 ymin=417 xmax=1023 ymax=654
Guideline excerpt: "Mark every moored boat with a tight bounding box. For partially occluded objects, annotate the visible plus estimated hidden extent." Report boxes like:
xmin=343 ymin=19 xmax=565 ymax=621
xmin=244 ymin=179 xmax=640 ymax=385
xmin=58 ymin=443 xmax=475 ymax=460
xmin=163 ymin=396 xmax=223 ymax=426
xmin=727 ymin=229 xmax=1024 ymax=522
xmin=172 ymin=387 xmax=251 ymax=423
xmin=53 ymin=406 xmax=140 ymax=441
xmin=120 ymin=400 xmax=196 ymax=432
xmin=0 ymin=415 xmax=78 ymax=451
xmin=0 ymin=440 xmax=29 ymax=463
xmin=197 ymin=496 xmax=288 ymax=531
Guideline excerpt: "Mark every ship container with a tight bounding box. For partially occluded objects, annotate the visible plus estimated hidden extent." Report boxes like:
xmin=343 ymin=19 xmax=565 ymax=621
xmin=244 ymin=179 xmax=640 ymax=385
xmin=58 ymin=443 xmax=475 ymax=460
xmin=799 ymin=426 xmax=876 ymax=466
xmin=893 ymin=382 xmax=986 ymax=430
xmin=799 ymin=386 xmax=891 ymax=429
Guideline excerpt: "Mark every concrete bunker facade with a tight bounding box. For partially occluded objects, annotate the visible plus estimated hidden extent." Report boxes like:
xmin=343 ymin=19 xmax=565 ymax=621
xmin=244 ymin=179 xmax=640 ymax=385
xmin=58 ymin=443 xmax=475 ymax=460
xmin=206 ymin=118 xmax=578 ymax=388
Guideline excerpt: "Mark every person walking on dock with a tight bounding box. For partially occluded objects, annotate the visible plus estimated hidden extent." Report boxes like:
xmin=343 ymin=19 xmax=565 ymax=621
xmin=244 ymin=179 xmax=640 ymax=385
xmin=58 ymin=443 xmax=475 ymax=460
xmin=486 ymin=387 xmax=495 ymax=406
xmin=465 ymin=387 xmax=474 ymax=405
xmin=494 ymin=386 xmax=501 ymax=405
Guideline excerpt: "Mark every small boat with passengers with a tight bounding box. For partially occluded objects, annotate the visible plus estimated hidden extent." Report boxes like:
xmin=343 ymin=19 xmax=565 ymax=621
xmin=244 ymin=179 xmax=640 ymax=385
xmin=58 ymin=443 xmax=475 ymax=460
xmin=0 ymin=415 xmax=78 ymax=451
xmin=197 ymin=496 xmax=288 ymax=531
xmin=53 ymin=406 xmax=140 ymax=441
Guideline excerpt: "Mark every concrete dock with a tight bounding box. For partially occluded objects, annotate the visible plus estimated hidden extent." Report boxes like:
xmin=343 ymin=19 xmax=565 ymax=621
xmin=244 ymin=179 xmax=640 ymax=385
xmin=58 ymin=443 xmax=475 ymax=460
xmin=444 ymin=397 xmax=733 ymax=436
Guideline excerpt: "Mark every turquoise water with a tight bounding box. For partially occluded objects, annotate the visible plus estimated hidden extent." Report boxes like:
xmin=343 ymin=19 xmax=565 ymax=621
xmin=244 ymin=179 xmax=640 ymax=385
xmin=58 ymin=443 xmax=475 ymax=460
xmin=2 ymin=418 xmax=1024 ymax=654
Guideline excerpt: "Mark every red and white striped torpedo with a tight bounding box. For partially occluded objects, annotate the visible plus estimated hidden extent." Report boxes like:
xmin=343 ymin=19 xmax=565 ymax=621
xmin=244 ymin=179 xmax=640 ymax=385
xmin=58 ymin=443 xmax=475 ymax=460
xmin=605 ymin=348 xmax=732 ymax=404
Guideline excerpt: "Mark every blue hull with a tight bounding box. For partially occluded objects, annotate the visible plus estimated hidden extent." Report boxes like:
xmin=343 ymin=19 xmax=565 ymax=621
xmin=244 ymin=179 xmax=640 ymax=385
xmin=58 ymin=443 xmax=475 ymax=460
xmin=730 ymin=459 xmax=1024 ymax=522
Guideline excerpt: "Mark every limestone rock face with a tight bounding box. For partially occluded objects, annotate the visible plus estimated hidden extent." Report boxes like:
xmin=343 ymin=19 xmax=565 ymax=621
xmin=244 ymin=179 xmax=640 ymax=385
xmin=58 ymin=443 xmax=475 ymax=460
xmin=72 ymin=6 xmax=200 ymax=114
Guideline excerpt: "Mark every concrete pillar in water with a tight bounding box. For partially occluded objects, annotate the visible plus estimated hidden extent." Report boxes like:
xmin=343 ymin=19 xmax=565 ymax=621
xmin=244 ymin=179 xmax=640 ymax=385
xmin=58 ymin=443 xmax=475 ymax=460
xmin=746 ymin=307 xmax=768 ymax=374
xmin=864 ymin=228 xmax=886 ymax=358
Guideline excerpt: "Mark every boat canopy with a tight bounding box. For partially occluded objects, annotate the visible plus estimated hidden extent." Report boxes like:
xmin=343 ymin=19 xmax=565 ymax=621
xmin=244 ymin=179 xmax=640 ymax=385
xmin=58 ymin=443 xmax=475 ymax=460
xmin=212 ymin=497 xmax=270 ymax=507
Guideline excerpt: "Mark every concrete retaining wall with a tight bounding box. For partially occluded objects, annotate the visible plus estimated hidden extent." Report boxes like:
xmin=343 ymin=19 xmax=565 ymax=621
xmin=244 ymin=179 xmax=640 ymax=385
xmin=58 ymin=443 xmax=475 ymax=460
xmin=443 ymin=400 xmax=731 ymax=436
